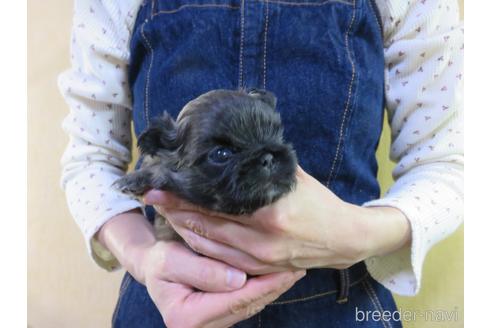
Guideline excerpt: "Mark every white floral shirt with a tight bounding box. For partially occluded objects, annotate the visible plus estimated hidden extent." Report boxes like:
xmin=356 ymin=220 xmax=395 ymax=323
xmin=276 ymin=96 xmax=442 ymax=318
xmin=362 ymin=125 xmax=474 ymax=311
xmin=58 ymin=0 xmax=464 ymax=296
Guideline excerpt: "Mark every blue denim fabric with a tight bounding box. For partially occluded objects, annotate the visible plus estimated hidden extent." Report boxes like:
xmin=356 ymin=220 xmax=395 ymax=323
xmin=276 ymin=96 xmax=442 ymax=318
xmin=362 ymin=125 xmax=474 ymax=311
xmin=113 ymin=264 xmax=400 ymax=327
xmin=113 ymin=0 xmax=401 ymax=326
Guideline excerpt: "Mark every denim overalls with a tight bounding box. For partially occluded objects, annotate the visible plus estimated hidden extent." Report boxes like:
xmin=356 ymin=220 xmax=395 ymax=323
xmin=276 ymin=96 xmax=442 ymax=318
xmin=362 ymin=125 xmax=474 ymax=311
xmin=113 ymin=0 xmax=402 ymax=327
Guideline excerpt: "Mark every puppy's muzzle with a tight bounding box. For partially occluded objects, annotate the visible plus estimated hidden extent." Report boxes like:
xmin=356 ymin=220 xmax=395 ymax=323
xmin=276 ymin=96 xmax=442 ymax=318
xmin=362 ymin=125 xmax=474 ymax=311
xmin=260 ymin=153 xmax=274 ymax=171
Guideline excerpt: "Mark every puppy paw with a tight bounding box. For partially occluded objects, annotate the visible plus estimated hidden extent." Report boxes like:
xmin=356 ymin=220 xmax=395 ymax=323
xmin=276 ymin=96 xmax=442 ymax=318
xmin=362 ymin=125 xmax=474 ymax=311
xmin=112 ymin=175 xmax=150 ymax=196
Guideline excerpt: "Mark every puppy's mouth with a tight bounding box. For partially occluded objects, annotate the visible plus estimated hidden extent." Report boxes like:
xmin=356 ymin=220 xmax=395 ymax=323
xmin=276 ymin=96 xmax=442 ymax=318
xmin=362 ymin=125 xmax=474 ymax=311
xmin=250 ymin=165 xmax=296 ymax=197
xmin=260 ymin=183 xmax=281 ymax=204
xmin=240 ymin=178 xmax=294 ymax=211
xmin=216 ymin=145 xmax=297 ymax=213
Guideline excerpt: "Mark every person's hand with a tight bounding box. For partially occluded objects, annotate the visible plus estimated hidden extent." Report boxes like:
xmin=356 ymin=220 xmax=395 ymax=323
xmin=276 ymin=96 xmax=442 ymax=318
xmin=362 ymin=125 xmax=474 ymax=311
xmin=142 ymin=243 xmax=306 ymax=328
xmin=144 ymin=166 xmax=411 ymax=273
xmin=97 ymin=210 xmax=306 ymax=328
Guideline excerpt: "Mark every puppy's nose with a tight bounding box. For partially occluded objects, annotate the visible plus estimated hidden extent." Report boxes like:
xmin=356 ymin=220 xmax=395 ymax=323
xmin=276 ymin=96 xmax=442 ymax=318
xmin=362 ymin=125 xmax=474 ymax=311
xmin=261 ymin=153 xmax=274 ymax=169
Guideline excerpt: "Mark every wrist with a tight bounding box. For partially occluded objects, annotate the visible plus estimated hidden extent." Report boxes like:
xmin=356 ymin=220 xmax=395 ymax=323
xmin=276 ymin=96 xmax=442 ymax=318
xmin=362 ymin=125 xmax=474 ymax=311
xmin=121 ymin=237 xmax=159 ymax=284
xmin=97 ymin=209 xmax=158 ymax=283
xmin=353 ymin=205 xmax=411 ymax=259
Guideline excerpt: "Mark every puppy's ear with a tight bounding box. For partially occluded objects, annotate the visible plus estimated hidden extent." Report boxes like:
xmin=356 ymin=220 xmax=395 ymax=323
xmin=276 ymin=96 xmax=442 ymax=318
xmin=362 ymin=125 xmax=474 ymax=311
xmin=137 ymin=112 xmax=178 ymax=156
xmin=247 ymin=88 xmax=277 ymax=110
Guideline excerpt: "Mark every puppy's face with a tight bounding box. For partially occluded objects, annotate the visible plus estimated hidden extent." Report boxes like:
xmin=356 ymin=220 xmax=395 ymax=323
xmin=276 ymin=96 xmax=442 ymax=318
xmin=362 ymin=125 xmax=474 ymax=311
xmin=138 ymin=89 xmax=297 ymax=214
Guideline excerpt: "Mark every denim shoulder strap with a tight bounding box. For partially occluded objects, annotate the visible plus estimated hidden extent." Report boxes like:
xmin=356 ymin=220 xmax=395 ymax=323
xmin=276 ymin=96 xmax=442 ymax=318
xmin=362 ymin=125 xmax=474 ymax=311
xmin=128 ymin=0 xmax=385 ymax=205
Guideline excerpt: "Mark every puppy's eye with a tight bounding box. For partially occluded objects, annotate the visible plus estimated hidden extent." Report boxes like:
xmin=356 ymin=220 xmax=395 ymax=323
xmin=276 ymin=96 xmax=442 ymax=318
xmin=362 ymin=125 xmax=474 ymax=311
xmin=209 ymin=147 xmax=233 ymax=164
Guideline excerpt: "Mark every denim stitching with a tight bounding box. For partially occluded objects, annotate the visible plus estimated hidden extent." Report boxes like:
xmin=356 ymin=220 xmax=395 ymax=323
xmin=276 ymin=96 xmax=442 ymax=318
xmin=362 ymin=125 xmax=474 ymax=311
xmin=140 ymin=22 xmax=153 ymax=127
xmin=332 ymin=63 xmax=360 ymax=182
xmin=151 ymin=0 xmax=155 ymax=16
xmin=345 ymin=269 xmax=350 ymax=297
xmin=362 ymin=278 xmax=391 ymax=328
xmin=327 ymin=0 xmax=357 ymax=186
xmin=148 ymin=3 xmax=242 ymax=88
xmin=238 ymin=0 xmax=246 ymax=88
xmin=365 ymin=279 xmax=393 ymax=328
xmin=344 ymin=269 xmax=349 ymax=293
xmin=337 ymin=268 xmax=350 ymax=302
xmin=258 ymin=312 xmax=262 ymax=328
xmin=112 ymin=273 xmax=133 ymax=327
xmin=337 ymin=269 xmax=349 ymax=303
xmin=120 ymin=273 xmax=132 ymax=295
xmin=268 ymin=272 xmax=368 ymax=305
xmin=262 ymin=0 xmax=270 ymax=89
xmin=152 ymin=4 xmax=240 ymax=17
xmin=258 ymin=0 xmax=353 ymax=6
xmin=367 ymin=0 xmax=383 ymax=38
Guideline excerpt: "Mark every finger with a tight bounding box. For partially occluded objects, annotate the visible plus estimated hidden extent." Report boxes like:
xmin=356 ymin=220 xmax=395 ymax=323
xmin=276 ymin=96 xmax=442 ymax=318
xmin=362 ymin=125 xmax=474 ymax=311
xmin=223 ymin=271 xmax=306 ymax=318
xmin=211 ymin=271 xmax=306 ymax=328
xmin=296 ymin=164 xmax=306 ymax=175
xmin=144 ymin=189 xmax=250 ymax=223
xmin=163 ymin=209 xmax=271 ymax=259
xmin=144 ymin=190 xmax=202 ymax=212
xmin=184 ymin=270 xmax=306 ymax=327
xmin=157 ymin=242 xmax=247 ymax=292
xmin=146 ymin=277 xmax=193 ymax=319
xmin=172 ymin=224 xmax=290 ymax=275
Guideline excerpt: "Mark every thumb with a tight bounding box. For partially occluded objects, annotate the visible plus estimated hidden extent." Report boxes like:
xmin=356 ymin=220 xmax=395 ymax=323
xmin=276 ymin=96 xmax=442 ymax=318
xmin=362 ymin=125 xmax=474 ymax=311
xmin=143 ymin=190 xmax=187 ymax=208
xmin=159 ymin=243 xmax=247 ymax=292
xmin=182 ymin=270 xmax=307 ymax=327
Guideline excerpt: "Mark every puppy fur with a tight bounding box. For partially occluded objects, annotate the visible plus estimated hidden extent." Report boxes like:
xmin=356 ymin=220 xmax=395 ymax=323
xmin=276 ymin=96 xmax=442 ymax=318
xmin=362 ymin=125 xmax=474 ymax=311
xmin=113 ymin=89 xmax=297 ymax=217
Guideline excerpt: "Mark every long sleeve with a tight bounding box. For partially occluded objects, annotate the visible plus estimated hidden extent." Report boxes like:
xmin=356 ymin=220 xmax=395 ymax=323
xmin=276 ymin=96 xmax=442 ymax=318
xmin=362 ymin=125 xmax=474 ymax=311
xmin=364 ymin=0 xmax=463 ymax=296
xmin=59 ymin=0 xmax=142 ymax=270
xmin=60 ymin=0 xmax=464 ymax=286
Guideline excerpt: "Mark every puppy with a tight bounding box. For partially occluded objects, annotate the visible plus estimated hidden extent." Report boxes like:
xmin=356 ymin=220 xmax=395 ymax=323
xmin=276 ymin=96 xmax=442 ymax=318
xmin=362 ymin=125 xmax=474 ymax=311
xmin=113 ymin=89 xmax=297 ymax=237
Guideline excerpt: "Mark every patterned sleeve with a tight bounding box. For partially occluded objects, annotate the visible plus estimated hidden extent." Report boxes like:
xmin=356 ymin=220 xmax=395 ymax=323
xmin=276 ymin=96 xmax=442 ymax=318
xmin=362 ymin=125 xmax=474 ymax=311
xmin=58 ymin=0 xmax=142 ymax=270
xmin=364 ymin=0 xmax=464 ymax=295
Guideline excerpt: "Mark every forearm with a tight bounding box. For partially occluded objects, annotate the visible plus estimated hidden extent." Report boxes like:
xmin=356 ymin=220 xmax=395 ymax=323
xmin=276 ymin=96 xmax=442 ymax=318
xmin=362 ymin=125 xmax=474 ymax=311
xmin=97 ymin=209 xmax=157 ymax=284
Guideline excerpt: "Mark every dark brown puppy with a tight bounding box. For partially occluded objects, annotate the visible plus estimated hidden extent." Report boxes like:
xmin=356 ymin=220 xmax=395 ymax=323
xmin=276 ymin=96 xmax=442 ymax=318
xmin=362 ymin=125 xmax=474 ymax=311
xmin=113 ymin=89 xmax=297 ymax=222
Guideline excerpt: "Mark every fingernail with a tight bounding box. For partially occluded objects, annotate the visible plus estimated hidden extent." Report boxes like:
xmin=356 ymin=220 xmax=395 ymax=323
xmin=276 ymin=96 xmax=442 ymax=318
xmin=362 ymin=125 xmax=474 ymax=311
xmin=143 ymin=190 xmax=160 ymax=204
xmin=226 ymin=268 xmax=246 ymax=289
